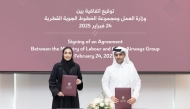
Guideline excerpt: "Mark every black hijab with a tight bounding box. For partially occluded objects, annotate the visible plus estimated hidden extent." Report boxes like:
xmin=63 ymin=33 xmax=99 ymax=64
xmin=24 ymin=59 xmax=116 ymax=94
xmin=61 ymin=46 xmax=75 ymax=74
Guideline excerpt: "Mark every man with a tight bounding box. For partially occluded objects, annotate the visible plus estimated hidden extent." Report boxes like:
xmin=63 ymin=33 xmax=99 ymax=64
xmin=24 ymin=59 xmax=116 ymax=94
xmin=102 ymin=46 xmax=141 ymax=105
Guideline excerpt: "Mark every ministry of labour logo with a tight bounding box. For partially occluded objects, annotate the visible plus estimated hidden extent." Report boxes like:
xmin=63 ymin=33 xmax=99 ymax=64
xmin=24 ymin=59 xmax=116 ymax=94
xmin=66 ymin=82 xmax=72 ymax=89
xmin=68 ymin=82 xmax=71 ymax=86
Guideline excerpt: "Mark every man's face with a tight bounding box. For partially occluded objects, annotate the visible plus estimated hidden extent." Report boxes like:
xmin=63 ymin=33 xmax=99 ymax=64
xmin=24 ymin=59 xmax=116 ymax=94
xmin=114 ymin=52 xmax=126 ymax=64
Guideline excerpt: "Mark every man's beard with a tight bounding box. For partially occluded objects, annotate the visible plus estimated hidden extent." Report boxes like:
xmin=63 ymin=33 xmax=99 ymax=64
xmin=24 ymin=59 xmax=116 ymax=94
xmin=116 ymin=58 xmax=124 ymax=63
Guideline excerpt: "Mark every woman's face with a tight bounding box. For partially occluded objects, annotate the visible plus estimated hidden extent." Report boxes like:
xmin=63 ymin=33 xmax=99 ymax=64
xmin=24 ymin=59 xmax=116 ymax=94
xmin=63 ymin=48 xmax=72 ymax=61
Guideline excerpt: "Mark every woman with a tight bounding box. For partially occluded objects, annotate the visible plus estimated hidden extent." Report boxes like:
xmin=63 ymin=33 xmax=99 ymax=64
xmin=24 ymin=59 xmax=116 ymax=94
xmin=49 ymin=46 xmax=83 ymax=109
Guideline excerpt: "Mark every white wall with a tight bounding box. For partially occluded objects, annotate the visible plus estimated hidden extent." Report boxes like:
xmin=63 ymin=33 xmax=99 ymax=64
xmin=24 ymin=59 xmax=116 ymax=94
xmin=0 ymin=73 xmax=189 ymax=109
xmin=175 ymin=75 xmax=190 ymax=109
xmin=0 ymin=74 xmax=14 ymax=109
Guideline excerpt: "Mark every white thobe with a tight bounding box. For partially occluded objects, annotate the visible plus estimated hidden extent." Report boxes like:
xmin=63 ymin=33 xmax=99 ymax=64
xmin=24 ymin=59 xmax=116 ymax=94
xmin=102 ymin=62 xmax=141 ymax=100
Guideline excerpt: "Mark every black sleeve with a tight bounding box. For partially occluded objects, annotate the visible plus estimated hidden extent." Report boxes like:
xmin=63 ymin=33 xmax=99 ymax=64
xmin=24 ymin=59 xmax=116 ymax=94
xmin=77 ymin=64 xmax=83 ymax=90
xmin=49 ymin=64 xmax=60 ymax=97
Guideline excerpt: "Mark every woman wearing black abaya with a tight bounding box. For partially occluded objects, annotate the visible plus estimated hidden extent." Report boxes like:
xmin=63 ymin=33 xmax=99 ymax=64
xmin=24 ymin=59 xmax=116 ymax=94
xmin=49 ymin=46 xmax=83 ymax=109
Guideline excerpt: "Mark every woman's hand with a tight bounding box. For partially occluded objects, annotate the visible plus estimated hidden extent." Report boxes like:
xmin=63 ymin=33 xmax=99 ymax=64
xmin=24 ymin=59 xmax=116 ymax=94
xmin=76 ymin=79 xmax=82 ymax=85
xmin=57 ymin=92 xmax=64 ymax=96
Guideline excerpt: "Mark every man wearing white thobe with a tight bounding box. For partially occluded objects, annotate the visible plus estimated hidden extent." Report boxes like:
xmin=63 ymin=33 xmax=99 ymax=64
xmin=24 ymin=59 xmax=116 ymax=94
xmin=102 ymin=46 xmax=141 ymax=105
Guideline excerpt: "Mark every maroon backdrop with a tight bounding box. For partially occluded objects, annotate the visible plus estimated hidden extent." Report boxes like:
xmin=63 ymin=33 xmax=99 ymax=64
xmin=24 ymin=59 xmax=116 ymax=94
xmin=0 ymin=0 xmax=189 ymax=72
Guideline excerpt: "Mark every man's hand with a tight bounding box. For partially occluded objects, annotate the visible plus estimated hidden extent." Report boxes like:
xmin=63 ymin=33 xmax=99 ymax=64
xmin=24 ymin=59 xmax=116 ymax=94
xmin=127 ymin=97 xmax=136 ymax=105
xmin=111 ymin=96 xmax=119 ymax=103
xmin=57 ymin=92 xmax=64 ymax=96
xmin=76 ymin=79 xmax=82 ymax=85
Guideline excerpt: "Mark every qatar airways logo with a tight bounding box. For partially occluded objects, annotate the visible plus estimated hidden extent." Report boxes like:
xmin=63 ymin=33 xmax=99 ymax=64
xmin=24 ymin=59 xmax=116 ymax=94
xmin=120 ymin=96 xmax=126 ymax=102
